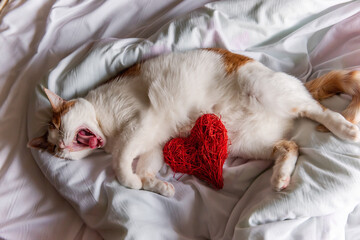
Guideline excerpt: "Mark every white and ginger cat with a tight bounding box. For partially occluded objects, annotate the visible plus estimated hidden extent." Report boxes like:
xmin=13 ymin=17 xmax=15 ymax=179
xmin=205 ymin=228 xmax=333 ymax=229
xmin=29 ymin=48 xmax=360 ymax=197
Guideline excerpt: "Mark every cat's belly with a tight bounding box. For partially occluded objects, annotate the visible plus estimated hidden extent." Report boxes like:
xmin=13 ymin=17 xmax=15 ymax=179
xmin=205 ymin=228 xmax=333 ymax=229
xmin=225 ymin=115 xmax=293 ymax=160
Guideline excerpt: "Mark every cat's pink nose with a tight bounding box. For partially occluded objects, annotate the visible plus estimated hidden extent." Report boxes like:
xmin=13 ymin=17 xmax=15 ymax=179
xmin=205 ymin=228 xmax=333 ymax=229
xmin=59 ymin=141 xmax=65 ymax=149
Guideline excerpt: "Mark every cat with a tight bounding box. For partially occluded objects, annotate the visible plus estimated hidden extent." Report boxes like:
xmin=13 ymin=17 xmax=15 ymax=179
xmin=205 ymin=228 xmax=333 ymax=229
xmin=28 ymin=48 xmax=360 ymax=197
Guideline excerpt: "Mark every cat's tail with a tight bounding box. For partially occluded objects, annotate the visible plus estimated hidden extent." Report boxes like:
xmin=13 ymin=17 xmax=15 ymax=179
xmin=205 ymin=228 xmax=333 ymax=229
xmin=305 ymin=70 xmax=360 ymax=128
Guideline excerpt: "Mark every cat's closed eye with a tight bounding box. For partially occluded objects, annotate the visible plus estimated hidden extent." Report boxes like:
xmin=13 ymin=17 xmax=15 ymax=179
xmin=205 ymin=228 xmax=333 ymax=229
xmin=49 ymin=122 xmax=56 ymax=130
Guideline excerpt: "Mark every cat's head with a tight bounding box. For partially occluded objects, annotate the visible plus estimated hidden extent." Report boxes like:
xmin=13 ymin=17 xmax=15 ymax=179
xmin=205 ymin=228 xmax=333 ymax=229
xmin=28 ymin=88 xmax=106 ymax=160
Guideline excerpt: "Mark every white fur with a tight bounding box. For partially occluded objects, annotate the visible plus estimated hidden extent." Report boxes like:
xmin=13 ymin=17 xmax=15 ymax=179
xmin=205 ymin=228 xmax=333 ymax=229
xmin=49 ymin=50 xmax=360 ymax=196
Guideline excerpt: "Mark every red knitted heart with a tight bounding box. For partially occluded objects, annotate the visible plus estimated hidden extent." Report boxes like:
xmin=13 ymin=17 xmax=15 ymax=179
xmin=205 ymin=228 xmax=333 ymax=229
xmin=163 ymin=114 xmax=228 ymax=189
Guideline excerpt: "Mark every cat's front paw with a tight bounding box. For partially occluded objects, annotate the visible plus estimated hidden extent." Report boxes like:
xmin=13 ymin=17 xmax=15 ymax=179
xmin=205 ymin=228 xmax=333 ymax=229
xmin=142 ymin=175 xmax=175 ymax=197
xmin=271 ymin=172 xmax=290 ymax=192
xmin=116 ymin=173 xmax=143 ymax=190
xmin=159 ymin=182 xmax=175 ymax=197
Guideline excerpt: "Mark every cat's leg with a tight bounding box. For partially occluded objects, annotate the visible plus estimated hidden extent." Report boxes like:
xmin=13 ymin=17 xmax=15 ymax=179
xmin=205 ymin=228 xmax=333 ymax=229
xmin=112 ymin=112 xmax=174 ymax=192
xmin=297 ymin=99 xmax=360 ymax=142
xmin=271 ymin=140 xmax=299 ymax=191
xmin=305 ymin=70 xmax=360 ymax=125
xmin=112 ymin=134 xmax=143 ymax=190
xmin=136 ymin=147 xmax=175 ymax=197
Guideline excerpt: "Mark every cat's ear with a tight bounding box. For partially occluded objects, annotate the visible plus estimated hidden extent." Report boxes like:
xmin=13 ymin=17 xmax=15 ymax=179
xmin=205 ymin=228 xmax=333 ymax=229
xmin=43 ymin=87 xmax=65 ymax=112
xmin=27 ymin=133 xmax=49 ymax=150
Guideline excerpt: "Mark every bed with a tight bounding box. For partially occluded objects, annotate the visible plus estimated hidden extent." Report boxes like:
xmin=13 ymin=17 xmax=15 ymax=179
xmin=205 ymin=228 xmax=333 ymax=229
xmin=1 ymin=0 xmax=360 ymax=239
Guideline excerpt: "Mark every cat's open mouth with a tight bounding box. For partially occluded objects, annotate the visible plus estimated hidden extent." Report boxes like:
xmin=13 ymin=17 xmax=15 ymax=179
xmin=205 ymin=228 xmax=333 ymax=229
xmin=75 ymin=128 xmax=104 ymax=149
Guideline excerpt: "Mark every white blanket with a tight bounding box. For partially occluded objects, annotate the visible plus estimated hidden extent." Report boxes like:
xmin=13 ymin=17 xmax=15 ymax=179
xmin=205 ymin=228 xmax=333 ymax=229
xmin=12 ymin=0 xmax=360 ymax=239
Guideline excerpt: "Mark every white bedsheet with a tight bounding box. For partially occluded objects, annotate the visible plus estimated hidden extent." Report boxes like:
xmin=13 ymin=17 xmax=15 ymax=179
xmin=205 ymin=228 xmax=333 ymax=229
xmin=2 ymin=0 xmax=360 ymax=239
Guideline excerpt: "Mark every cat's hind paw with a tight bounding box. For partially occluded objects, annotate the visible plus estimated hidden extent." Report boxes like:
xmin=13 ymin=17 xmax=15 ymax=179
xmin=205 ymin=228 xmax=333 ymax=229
xmin=326 ymin=112 xmax=360 ymax=142
xmin=342 ymin=122 xmax=360 ymax=142
xmin=271 ymin=173 xmax=290 ymax=192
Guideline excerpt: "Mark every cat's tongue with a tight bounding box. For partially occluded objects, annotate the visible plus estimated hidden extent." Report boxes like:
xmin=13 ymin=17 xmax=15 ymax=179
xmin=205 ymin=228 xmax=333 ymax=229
xmin=77 ymin=130 xmax=98 ymax=149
